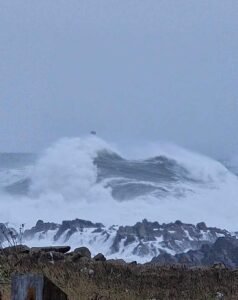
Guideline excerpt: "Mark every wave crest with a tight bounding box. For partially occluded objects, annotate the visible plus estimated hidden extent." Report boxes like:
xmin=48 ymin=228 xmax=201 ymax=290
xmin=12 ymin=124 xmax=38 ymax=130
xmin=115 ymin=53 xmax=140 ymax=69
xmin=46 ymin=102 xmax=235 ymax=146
xmin=0 ymin=136 xmax=238 ymax=230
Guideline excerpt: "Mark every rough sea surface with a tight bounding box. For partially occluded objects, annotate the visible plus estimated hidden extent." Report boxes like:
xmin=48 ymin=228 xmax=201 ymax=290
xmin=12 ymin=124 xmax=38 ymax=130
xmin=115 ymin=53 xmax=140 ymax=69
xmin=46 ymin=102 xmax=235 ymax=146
xmin=0 ymin=136 xmax=238 ymax=230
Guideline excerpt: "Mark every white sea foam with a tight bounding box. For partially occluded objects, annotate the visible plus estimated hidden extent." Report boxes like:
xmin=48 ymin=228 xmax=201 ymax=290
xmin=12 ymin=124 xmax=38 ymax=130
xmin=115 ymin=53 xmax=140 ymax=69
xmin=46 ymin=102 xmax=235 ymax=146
xmin=0 ymin=136 xmax=238 ymax=231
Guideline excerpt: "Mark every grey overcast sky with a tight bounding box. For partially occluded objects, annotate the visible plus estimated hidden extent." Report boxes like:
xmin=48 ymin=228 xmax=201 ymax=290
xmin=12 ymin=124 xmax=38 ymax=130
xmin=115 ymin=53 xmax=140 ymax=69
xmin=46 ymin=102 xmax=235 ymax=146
xmin=0 ymin=1 xmax=237 ymax=157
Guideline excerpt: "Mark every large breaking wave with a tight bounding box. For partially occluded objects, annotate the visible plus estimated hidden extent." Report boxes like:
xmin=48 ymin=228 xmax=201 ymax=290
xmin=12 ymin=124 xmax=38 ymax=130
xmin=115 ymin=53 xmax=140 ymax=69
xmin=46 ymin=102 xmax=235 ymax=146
xmin=0 ymin=136 xmax=238 ymax=230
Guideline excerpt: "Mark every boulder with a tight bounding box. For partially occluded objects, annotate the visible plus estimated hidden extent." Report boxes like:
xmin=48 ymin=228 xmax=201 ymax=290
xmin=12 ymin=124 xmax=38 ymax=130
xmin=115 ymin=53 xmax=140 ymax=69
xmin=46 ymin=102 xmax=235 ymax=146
xmin=74 ymin=247 xmax=91 ymax=259
xmin=212 ymin=263 xmax=227 ymax=270
xmin=107 ymin=259 xmax=127 ymax=265
xmin=93 ymin=253 xmax=106 ymax=262
xmin=38 ymin=251 xmax=65 ymax=264
xmin=53 ymin=219 xmax=104 ymax=242
xmin=3 ymin=245 xmax=30 ymax=255
xmin=31 ymin=246 xmax=70 ymax=254
xmin=152 ymin=237 xmax=238 ymax=268
xmin=196 ymin=222 xmax=207 ymax=231
xmin=71 ymin=254 xmax=90 ymax=264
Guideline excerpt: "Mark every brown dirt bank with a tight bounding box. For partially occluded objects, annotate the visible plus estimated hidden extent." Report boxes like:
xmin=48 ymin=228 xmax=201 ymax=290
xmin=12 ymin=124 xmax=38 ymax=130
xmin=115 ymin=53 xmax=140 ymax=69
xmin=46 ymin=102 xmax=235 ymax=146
xmin=0 ymin=250 xmax=238 ymax=299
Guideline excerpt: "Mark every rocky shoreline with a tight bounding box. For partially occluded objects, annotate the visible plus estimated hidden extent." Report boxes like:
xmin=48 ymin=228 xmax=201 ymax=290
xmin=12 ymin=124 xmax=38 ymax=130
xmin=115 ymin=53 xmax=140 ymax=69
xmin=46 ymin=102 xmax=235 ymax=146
xmin=1 ymin=218 xmax=237 ymax=264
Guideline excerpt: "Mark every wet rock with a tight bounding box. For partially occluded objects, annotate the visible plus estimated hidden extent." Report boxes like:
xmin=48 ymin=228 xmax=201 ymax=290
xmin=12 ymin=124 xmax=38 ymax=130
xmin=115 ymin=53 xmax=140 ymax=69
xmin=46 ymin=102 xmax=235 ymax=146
xmin=196 ymin=222 xmax=207 ymax=231
xmin=133 ymin=242 xmax=150 ymax=257
xmin=152 ymin=237 xmax=238 ymax=268
xmin=18 ymin=218 xmax=235 ymax=263
xmin=53 ymin=219 xmax=104 ymax=242
xmin=23 ymin=220 xmax=58 ymax=240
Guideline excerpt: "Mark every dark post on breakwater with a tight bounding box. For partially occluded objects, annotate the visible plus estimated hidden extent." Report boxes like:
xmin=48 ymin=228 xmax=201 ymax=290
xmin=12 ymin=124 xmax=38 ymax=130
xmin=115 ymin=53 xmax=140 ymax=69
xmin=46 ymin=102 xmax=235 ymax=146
xmin=11 ymin=274 xmax=68 ymax=300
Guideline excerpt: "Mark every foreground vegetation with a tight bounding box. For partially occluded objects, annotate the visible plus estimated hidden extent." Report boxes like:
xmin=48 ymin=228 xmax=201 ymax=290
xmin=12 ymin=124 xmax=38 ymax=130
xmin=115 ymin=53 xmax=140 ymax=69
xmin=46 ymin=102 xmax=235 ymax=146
xmin=0 ymin=246 xmax=237 ymax=299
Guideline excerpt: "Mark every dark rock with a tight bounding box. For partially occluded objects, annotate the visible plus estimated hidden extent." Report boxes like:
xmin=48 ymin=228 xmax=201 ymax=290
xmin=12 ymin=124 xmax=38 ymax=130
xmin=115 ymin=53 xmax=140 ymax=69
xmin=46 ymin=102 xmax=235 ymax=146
xmin=74 ymin=247 xmax=91 ymax=259
xmin=51 ymin=251 xmax=66 ymax=262
xmin=152 ymin=252 xmax=178 ymax=265
xmin=152 ymin=237 xmax=238 ymax=268
xmin=79 ymin=256 xmax=91 ymax=265
xmin=0 ymin=217 xmax=235 ymax=268
xmin=175 ymin=220 xmax=183 ymax=226
xmin=64 ymin=228 xmax=77 ymax=242
xmin=3 ymin=245 xmax=30 ymax=255
xmin=124 ymin=235 xmax=136 ymax=246
xmin=71 ymin=254 xmax=90 ymax=264
xmin=21 ymin=218 xmax=235 ymax=263
xmin=23 ymin=220 xmax=59 ymax=240
xmin=92 ymin=227 xmax=104 ymax=233
xmin=38 ymin=251 xmax=65 ymax=264
xmin=38 ymin=253 xmax=53 ymax=264
xmin=107 ymin=259 xmax=127 ymax=265
xmin=133 ymin=242 xmax=150 ymax=257
xmin=109 ymin=219 xmax=232 ymax=258
xmin=196 ymin=222 xmax=207 ymax=231
xmin=31 ymin=246 xmax=70 ymax=254
xmin=94 ymin=253 xmax=106 ymax=262
xmin=53 ymin=219 xmax=104 ymax=242
xmin=71 ymin=253 xmax=83 ymax=263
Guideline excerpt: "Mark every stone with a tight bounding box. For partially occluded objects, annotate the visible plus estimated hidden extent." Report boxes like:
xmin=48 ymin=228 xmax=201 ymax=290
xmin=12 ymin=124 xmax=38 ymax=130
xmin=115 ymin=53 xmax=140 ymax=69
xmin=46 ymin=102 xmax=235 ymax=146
xmin=74 ymin=247 xmax=91 ymax=258
xmin=215 ymin=292 xmax=224 ymax=299
xmin=196 ymin=222 xmax=207 ymax=231
xmin=3 ymin=245 xmax=30 ymax=255
xmin=71 ymin=254 xmax=90 ymax=264
xmin=152 ymin=237 xmax=238 ymax=268
xmin=38 ymin=251 xmax=65 ymax=264
xmin=212 ymin=263 xmax=227 ymax=270
xmin=133 ymin=242 xmax=151 ymax=256
xmin=53 ymin=219 xmax=104 ymax=242
xmin=31 ymin=246 xmax=70 ymax=254
xmin=12 ymin=218 xmax=235 ymax=265
xmin=107 ymin=259 xmax=127 ymax=265
xmin=94 ymin=253 xmax=106 ymax=262
xmin=88 ymin=269 xmax=95 ymax=276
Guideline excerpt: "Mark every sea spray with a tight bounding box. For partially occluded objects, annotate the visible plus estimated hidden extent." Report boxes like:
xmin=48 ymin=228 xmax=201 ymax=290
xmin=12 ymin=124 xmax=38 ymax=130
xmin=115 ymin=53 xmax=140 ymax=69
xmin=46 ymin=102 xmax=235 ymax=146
xmin=0 ymin=136 xmax=238 ymax=230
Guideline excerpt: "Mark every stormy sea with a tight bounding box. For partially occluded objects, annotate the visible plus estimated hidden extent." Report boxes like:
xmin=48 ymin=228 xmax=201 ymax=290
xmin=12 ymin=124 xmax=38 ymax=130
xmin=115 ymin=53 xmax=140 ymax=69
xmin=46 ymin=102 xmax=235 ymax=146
xmin=0 ymin=135 xmax=238 ymax=231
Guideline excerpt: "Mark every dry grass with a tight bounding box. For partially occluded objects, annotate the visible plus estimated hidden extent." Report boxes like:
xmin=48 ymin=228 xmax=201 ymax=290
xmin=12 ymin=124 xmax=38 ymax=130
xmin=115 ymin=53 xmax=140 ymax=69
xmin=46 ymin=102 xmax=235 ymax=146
xmin=0 ymin=253 xmax=238 ymax=299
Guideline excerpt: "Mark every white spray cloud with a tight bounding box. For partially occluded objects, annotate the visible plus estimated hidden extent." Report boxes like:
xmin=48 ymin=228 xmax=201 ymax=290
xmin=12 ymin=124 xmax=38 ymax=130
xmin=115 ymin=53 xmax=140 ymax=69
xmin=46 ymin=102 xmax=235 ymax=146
xmin=0 ymin=136 xmax=238 ymax=231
